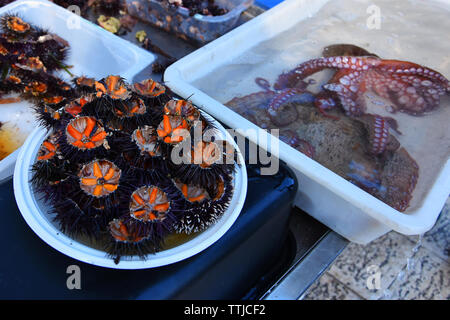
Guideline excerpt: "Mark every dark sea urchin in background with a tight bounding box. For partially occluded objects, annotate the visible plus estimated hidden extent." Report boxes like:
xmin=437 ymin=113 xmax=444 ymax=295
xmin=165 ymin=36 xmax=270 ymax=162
xmin=31 ymin=74 xmax=237 ymax=264
xmin=1 ymin=14 xmax=238 ymax=264
xmin=0 ymin=14 xmax=75 ymax=105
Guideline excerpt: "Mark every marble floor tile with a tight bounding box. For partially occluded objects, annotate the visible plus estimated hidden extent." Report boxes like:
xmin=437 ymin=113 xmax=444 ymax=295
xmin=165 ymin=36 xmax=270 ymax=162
xmin=419 ymin=199 xmax=450 ymax=262
xmin=384 ymin=246 xmax=450 ymax=300
xmin=304 ymin=197 xmax=450 ymax=300
xmin=303 ymin=273 xmax=363 ymax=300
xmin=327 ymin=231 xmax=417 ymax=299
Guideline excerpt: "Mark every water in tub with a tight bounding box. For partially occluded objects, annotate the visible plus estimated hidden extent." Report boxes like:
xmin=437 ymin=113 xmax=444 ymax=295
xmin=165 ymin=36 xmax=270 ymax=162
xmin=0 ymin=95 xmax=38 ymax=160
xmin=192 ymin=0 xmax=450 ymax=213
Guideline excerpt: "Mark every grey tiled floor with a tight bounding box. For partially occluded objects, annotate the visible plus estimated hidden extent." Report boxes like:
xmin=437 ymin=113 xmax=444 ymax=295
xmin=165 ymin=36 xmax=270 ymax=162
xmin=303 ymin=197 xmax=450 ymax=300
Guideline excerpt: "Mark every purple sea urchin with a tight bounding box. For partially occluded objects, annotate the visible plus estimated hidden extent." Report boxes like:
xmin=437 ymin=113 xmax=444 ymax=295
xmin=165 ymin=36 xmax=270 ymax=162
xmin=173 ymin=173 xmax=234 ymax=234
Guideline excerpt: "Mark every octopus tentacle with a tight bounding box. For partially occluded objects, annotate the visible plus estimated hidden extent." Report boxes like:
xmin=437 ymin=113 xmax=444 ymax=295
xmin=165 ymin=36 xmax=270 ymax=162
xmin=284 ymin=56 xmax=449 ymax=116
xmin=368 ymin=69 xmax=445 ymax=115
xmin=267 ymin=89 xmax=318 ymax=127
xmin=291 ymin=56 xmax=381 ymax=80
xmin=255 ymin=77 xmax=272 ymax=92
xmin=267 ymin=88 xmax=304 ymax=117
xmin=273 ymin=72 xmax=310 ymax=91
xmin=267 ymin=88 xmax=305 ymax=127
xmin=364 ymin=114 xmax=390 ymax=155
xmin=225 ymin=83 xmax=419 ymax=212
xmin=314 ymin=91 xmax=340 ymax=120
xmin=323 ymin=68 xmax=367 ymax=115
xmin=378 ymin=60 xmax=450 ymax=91
xmin=274 ymin=56 xmax=379 ymax=112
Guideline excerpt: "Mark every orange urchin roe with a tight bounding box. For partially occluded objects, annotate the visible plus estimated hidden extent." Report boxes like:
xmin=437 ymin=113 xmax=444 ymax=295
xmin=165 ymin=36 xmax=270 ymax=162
xmin=6 ymin=16 xmax=30 ymax=33
xmin=26 ymin=57 xmax=44 ymax=70
xmin=129 ymin=186 xmax=170 ymax=222
xmin=131 ymin=126 xmax=161 ymax=156
xmin=78 ymin=159 xmax=121 ymax=198
xmin=114 ymin=98 xmax=146 ymax=118
xmin=163 ymin=99 xmax=200 ymax=122
xmin=175 ymin=181 xmax=210 ymax=203
xmin=37 ymin=133 xmax=59 ymax=161
xmin=156 ymin=115 xmax=189 ymax=144
xmin=95 ymin=75 xmax=130 ymax=100
xmin=6 ymin=75 xmax=21 ymax=84
xmin=64 ymin=95 xmax=93 ymax=117
xmin=43 ymin=105 xmax=61 ymax=120
xmin=65 ymin=116 xmax=107 ymax=150
xmin=0 ymin=44 xmax=8 ymax=56
xmin=25 ymin=81 xmax=47 ymax=96
xmin=54 ymin=80 xmax=72 ymax=92
xmin=109 ymin=219 xmax=144 ymax=243
xmin=132 ymin=78 xmax=165 ymax=97
xmin=43 ymin=96 xmax=64 ymax=105
xmin=75 ymin=76 xmax=96 ymax=88
xmin=191 ymin=141 xmax=221 ymax=168
xmin=17 ymin=56 xmax=45 ymax=72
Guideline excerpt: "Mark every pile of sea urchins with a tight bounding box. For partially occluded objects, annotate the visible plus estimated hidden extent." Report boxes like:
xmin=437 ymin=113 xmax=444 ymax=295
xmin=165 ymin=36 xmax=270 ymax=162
xmin=31 ymin=74 xmax=237 ymax=264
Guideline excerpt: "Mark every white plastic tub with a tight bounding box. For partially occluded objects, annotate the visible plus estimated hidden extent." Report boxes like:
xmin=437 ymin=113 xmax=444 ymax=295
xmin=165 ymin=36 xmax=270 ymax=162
xmin=13 ymin=116 xmax=247 ymax=269
xmin=0 ymin=0 xmax=156 ymax=182
xmin=164 ymin=0 xmax=450 ymax=244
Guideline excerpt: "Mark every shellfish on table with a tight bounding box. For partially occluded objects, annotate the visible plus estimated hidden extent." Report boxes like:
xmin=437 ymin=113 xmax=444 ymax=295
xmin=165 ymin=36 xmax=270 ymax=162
xmin=31 ymin=75 xmax=238 ymax=264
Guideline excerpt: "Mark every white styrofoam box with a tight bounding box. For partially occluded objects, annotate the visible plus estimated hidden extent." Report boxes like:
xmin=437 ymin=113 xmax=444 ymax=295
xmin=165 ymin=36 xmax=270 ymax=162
xmin=164 ymin=0 xmax=450 ymax=244
xmin=0 ymin=0 xmax=156 ymax=182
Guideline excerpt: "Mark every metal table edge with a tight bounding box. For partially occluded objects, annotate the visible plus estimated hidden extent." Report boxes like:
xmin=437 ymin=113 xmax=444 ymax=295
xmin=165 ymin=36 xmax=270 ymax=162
xmin=261 ymin=231 xmax=348 ymax=300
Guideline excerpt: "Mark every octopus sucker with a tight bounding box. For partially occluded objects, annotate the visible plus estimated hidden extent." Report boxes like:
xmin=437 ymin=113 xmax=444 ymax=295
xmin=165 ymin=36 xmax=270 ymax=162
xmin=267 ymin=88 xmax=303 ymax=126
xmin=378 ymin=60 xmax=449 ymax=89
xmin=359 ymin=114 xmax=393 ymax=155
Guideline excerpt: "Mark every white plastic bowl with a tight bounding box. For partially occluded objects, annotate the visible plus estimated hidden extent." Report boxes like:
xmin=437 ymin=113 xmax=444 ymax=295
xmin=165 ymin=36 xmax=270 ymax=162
xmin=13 ymin=116 xmax=247 ymax=269
xmin=0 ymin=0 xmax=156 ymax=182
xmin=164 ymin=0 xmax=450 ymax=244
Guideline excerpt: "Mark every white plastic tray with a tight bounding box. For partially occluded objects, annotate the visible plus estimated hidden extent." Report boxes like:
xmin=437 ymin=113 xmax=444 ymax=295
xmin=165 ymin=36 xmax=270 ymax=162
xmin=0 ymin=0 xmax=156 ymax=182
xmin=164 ymin=0 xmax=450 ymax=243
xmin=14 ymin=116 xmax=247 ymax=269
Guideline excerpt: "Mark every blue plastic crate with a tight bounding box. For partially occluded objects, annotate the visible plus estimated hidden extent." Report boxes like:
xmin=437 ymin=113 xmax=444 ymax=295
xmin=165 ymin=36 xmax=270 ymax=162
xmin=256 ymin=0 xmax=284 ymax=9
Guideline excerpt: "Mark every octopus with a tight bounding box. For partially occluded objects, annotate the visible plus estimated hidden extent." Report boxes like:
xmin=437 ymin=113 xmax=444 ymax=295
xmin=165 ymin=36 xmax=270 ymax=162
xmin=226 ymin=89 xmax=418 ymax=212
xmin=268 ymin=44 xmax=450 ymax=118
